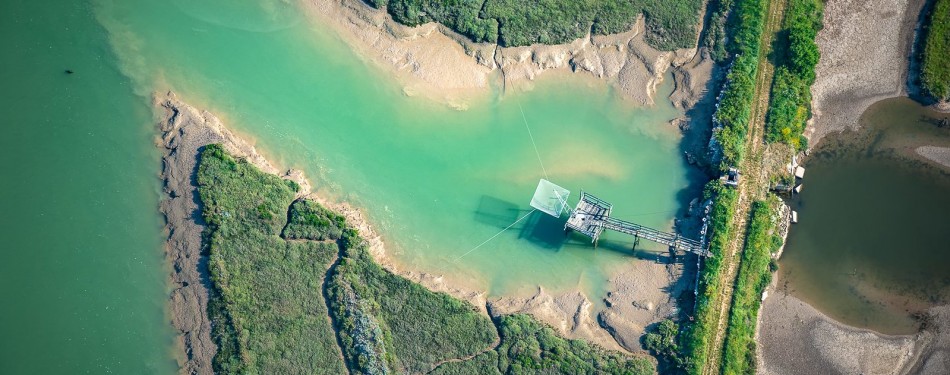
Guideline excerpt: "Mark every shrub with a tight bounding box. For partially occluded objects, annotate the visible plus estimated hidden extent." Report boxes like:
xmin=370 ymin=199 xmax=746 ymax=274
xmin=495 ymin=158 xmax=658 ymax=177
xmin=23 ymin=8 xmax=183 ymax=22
xmin=327 ymin=238 xmax=498 ymax=373
xmin=496 ymin=314 xmax=654 ymax=374
xmin=921 ymin=0 xmax=950 ymax=100
xmin=644 ymin=319 xmax=682 ymax=368
xmin=709 ymin=0 xmax=769 ymax=170
xmin=764 ymin=0 xmax=822 ymax=149
xmin=681 ymin=181 xmax=739 ymax=374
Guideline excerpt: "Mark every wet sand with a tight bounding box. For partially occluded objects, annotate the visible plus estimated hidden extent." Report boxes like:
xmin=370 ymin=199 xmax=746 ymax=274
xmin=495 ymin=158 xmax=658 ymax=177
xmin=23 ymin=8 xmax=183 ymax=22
xmin=916 ymin=145 xmax=950 ymax=170
xmin=805 ymin=0 xmax=927 ymax=145
xmin=299 ymin=0 xmax=714 ymax=110
xmin=756 ymin=287 xmax=947 ymax=375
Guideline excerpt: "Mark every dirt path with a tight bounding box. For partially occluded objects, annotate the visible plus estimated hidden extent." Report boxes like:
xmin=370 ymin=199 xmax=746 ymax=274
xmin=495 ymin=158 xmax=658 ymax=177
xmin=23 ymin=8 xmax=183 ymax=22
xmin=700 ymin=0 xmax=787 ymax=373
xmin=425 ymin=308 xmax=502 ymax=374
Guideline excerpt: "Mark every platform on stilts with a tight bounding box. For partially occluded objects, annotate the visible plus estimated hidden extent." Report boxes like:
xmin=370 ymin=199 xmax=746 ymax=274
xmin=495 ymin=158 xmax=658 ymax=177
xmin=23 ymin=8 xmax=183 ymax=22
xmin=564 ymin=191 xmax=709 ymax=257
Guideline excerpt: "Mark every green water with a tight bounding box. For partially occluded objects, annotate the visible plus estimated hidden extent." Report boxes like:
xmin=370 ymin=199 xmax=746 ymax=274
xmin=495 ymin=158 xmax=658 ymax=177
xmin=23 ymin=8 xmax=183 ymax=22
xmin=0 ymin=1 xmax=176 ymax=373
xmin=780 ymin=98 xmax=950 ymax=335
xmin=1 ymin=0 xmax=696 ymax=371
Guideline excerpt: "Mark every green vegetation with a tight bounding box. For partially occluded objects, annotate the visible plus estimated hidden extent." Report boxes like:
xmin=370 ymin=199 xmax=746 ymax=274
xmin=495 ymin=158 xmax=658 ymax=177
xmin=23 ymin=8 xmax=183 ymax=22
xmin=430 ymin=314 xmax=655 ymax=374
xmin=920 ymin=0 xmax=950 ymax=101
xmin=371 ymin=0 xmax=703 ymax=50
xmin=702 ymin=0 xmax=735 ymax=62
xmin=282 ymin=199 xmax=345 ymax=241
xmin=197 ymin=144 xmax=346 ymax=374
xmin=720 ymin=200 xmax=782 ymax=374
xmin=327 ymin=235 xmax=498 ymax=373
xmin=764 ymin=0 xmax=822 ymax=148
xmin=430 ymin=351 xmax=502 ymax=375
xmin=681 ymin=181 xmax=739 ymax=374
xmin=710 ymin=0 xmax=768 ymax=169
xmin=643 ymin=319 xmax=683 ymax=368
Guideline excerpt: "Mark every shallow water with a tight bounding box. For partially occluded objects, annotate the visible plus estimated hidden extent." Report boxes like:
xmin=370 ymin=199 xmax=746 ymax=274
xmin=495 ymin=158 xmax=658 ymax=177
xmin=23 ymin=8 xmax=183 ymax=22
xmin=1 ymin=0 xmax=698 ymax=371
xmin=780 ymin=97 xmax=950 ymax=335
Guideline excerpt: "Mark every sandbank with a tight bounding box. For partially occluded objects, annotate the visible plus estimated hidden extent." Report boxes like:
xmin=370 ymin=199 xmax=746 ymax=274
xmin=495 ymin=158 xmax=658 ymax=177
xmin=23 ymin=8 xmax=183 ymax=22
xmin=805 ymin=0 xmax=927 ymax=146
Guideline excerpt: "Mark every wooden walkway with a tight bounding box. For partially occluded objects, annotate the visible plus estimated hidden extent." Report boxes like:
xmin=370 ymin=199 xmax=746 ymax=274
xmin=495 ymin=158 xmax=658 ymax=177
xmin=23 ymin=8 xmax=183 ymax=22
xmin=565 ymin=192 xmax=709 ymax=257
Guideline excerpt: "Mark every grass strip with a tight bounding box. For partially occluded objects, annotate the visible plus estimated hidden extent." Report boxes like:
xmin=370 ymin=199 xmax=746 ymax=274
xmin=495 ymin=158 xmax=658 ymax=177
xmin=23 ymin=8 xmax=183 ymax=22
xmin=921 ymin=0 xmax=950 ymax=101
xmin=720 ymin=200 xmax=782 ymax=374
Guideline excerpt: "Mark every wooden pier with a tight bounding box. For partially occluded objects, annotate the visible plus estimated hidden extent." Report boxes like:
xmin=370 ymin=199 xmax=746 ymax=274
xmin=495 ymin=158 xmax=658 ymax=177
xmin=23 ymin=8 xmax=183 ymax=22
xmin=565 ymin=191 xmax=709 ymax=257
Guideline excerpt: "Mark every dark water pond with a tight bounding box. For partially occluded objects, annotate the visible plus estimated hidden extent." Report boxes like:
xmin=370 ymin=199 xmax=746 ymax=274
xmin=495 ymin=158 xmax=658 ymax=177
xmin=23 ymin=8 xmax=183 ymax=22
xmin=779 ymin=97 xmax=950 ymax=335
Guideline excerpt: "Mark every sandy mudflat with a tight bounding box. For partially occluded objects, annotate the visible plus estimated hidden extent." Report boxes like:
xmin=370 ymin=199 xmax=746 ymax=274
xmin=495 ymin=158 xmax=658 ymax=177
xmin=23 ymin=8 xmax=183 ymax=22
xmin=757 ymin=283 xmax=950 ymax=375
xmin=805 ymin=0 xmax=926 ymax=146
xmin=916 ymin=145 xmax=950 ymax=170
xmin=299 ymin=0 xmax=711 ymax=109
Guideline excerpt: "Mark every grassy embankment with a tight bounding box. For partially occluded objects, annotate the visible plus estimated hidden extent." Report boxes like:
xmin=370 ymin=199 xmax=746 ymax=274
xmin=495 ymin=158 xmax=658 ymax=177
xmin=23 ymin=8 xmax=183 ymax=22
xmin=681 ymin=182 xmax=739 ymax=372
xmin=682 ymin=0 xmax=772 ymax=363
xmin=198 ymin=144 xmax=654 ymax=374
xmin=673 ymin=0 xmax=796 ymax=371
xmin=365 ymin=0 xmax=703 ymax=50
xmin=764 ymin=0 xmax=822 ymax=148
xmin=920 ymin=0 xmax=950 ymax=102
xmin=708 ymin=0 xmax=768 ymax=171
xmin=719 ymin=199 xmax=782 ymax=374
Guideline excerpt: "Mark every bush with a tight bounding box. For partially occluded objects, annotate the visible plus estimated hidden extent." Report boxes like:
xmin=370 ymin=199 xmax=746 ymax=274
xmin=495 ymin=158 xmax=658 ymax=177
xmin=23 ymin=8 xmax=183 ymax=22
xmin=764 ymin=0 xmax=822 ymax=148
xmin=643 ymin=319 xmax=682 ymax=368
xmin=282 ymin=199 xmax=345 ymax=241
xmin=921 ymin=0 xmax=950 ymax=101
xmin=387 ymin=0 xmax=500 ymax=43
xmin=327 ymin=242 xmax=499 ymax=373
xmin=702 ymin=0 xmax=735 ymax=62
xmin=709 ymin=0 xmax=769 ymax=170
xmin=496 ymin=314 xmax=654 ymax=374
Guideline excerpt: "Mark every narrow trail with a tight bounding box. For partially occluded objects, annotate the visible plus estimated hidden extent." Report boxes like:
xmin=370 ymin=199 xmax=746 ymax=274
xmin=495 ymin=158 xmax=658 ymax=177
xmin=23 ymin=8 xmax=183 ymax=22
xmin=701 ymin=0 xmax=787 ymax=373
xmin=425 ymin=303 xmax=503 ymax=374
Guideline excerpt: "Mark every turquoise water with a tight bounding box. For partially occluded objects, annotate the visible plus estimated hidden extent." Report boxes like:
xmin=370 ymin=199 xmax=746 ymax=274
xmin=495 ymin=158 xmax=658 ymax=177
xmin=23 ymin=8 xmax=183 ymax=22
xmin=1 ymin=0 xmax=696 ymax=371
xmin=94 ymin=0 xmax=696 ymax=298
